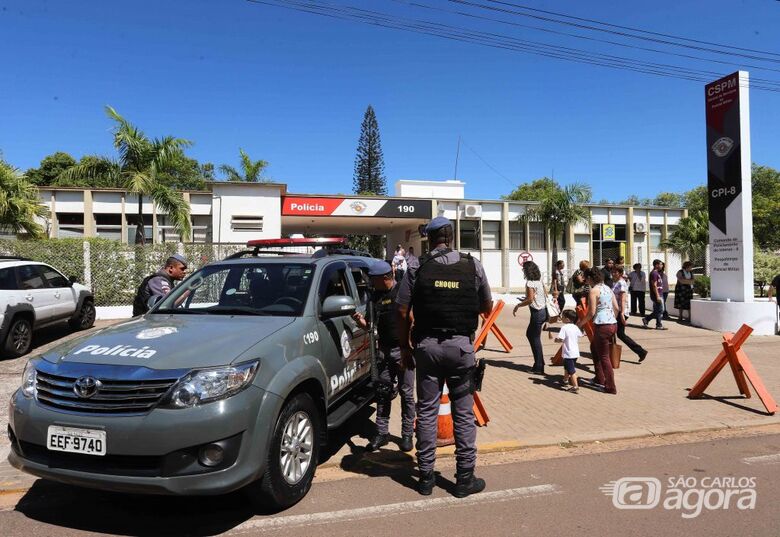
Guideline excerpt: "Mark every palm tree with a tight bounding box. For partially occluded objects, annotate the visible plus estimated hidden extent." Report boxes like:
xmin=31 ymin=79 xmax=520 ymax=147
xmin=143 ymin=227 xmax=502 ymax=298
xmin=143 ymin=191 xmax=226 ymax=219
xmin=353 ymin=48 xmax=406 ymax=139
xmin=523 ymin=182 xmax=591 ymax=274
xmin=219 ymin=149 xmax=269 ymax=182
xmin=58 ymin=106 xmax=192 ymax=244
xmin=660 ymin=209 xmax=709 ymax=264
xmin=0 ymin=161 xmax=48 ymax=237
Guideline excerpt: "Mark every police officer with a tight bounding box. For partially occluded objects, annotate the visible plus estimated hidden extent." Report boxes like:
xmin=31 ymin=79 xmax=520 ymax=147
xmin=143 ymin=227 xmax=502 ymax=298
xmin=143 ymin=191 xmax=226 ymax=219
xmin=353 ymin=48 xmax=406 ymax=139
xmin=132 ymin=254 xmax=188 ymax=316
xmin=396 ymin=216 xmax=493 ymax=497
xmin=353 ymin=260 xmax=415 ymax=452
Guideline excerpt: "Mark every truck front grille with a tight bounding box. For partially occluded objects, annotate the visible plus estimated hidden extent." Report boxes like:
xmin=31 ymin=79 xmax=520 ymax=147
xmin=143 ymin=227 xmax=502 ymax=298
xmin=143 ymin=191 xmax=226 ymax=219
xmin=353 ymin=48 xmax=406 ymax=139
xmin=35 ymin=370 xmax=178 ymax=414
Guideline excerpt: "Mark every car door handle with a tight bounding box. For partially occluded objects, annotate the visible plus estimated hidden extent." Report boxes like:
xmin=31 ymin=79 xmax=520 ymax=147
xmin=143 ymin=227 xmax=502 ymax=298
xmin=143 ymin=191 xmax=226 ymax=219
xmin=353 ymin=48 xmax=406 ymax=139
xmin=25 ymin=295 xmax=33 ymax=301
xmin=54 ymin=292 xmax=61 ymax=299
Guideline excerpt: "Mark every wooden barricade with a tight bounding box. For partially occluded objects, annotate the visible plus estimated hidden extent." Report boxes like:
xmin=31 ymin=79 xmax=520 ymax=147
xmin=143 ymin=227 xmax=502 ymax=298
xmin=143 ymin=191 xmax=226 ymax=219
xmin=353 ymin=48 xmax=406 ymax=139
xmin=688 ymin=324 xmax=777 ymax=415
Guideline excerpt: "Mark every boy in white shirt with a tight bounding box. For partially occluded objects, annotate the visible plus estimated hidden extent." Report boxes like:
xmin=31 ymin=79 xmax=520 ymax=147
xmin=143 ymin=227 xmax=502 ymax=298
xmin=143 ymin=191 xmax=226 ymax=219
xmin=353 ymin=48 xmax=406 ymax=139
xmin=555 ymin=310 xmax=584 ymax=393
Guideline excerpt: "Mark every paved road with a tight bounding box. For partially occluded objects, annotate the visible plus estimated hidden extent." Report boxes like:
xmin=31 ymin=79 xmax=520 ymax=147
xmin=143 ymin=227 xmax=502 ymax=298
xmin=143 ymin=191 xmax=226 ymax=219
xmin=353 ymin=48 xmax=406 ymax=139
xmin=1 ymin=433 xmax=779 ymax=536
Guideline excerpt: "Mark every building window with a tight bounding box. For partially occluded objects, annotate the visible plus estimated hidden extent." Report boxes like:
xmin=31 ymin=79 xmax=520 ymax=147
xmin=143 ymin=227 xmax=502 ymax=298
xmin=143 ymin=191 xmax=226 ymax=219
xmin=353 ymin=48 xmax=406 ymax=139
xmin=509 ymin=221 xmax=525 ymax=250
xmin=231 ymin=215 xmax=263 ymax=232
xmin=459 ymin=220 xmax=480 ymax=250
xmin=95 ymin=214 xmax=122 ymax=241
xmin=649 ymin=225 xmax=663 ymax=249
xmin=57 ymin=213 xmax=84 ymax=238
xmin=529 ymin=222 xmax=546 ymax=250
xmin=482 ymin=221 xmax=501 ymax=250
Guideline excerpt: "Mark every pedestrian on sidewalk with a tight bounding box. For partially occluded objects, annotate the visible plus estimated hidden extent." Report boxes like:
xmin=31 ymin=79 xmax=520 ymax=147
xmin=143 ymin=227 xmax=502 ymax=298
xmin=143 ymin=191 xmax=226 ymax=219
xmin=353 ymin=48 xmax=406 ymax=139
xmin=769 ymin=272 xmax=780 ymax=318
xmin=555 ymin=309 xmax=583 ymax=393
xmin=660 ymin=261 xmax=670 ymax=320
xmin=601 ymin=258 xmax=615 ymax=288
xmin=674 ymin=261 xmax=695 ymax=323
xmin=612 ymin=265 xmax=648 ymax=363
xmin=352 ymin=260 xmax=415 ymax=453
xmin=642 ymin=259 xmax=667 ymax=330
xmin=551 ymin=260 xmax=567 ymax=313
xmin=628 ymin=263 xmax=647 ymax=316
xmin=578 ymin=268 xmax=619 ymax=394
xmin=392 ymin=245 xmax=407 ymax=283
xmin=514 ymin=260 xmax=548 ymax=375
xmin=571 ymin=260 xmax=591 ymax=306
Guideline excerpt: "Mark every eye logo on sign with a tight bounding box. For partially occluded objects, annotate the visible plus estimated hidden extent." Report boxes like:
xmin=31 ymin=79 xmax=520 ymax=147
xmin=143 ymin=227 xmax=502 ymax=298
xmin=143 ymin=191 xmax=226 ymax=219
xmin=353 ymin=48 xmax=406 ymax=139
xmin=350 ymin=201 xmax=367 ymax=214
xmin=340 ymin=330 xmax=351 ymax=359
xmin=712 ymin=137 xmax=735 ymax=158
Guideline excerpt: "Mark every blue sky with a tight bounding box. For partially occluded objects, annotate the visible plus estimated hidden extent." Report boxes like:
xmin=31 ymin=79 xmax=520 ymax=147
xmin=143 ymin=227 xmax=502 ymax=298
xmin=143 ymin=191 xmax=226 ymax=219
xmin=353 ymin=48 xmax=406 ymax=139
xmin=2 ymin=0 xmax=779 ymax=202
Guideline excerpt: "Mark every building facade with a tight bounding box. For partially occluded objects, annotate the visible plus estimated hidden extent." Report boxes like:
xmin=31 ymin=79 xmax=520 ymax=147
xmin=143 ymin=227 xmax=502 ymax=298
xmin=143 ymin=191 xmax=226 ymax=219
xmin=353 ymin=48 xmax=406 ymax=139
xmin=31 ymin=179 xmax=688 ymax=290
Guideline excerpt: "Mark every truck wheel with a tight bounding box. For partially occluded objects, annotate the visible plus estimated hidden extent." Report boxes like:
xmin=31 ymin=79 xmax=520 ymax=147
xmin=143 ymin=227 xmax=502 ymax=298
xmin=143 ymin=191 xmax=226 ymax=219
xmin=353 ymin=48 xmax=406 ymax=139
xmin=254 ymin=393 xmax=321 ymax=510
xmin=4 ymin=317 xmax=32 ymax=358
xmin=69 ymin=300 xmax=96 ymax=330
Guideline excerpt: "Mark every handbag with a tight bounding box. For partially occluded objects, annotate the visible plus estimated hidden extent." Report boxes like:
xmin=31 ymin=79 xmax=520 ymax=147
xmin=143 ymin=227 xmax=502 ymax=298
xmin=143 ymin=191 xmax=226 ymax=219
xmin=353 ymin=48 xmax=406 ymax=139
xmin=609 ymin=335 xmax=622 ymax=369
xmin=542 ymin=284 xmax=560 ymax=321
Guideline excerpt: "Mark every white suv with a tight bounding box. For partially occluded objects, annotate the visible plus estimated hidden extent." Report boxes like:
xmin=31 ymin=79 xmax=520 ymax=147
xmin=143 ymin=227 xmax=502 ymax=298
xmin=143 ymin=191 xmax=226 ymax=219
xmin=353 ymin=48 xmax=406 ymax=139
xmin=0 ymin=257 xmax=95 ymax=358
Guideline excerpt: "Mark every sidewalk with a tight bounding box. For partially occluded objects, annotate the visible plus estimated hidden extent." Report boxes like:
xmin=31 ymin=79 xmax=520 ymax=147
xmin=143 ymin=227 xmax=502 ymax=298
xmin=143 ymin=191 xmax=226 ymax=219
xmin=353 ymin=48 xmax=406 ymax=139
xmin=2 ymin=308 xmax=779 ymax=493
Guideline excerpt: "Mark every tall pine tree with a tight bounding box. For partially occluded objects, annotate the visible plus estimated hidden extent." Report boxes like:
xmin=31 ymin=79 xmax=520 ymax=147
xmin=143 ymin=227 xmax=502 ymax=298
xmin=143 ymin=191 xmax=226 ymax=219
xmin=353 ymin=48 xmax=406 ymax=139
xmin=350 ymin=106 xmax=387 ymax=257
xmin=353 ymin=105 xmax=387 ymax=195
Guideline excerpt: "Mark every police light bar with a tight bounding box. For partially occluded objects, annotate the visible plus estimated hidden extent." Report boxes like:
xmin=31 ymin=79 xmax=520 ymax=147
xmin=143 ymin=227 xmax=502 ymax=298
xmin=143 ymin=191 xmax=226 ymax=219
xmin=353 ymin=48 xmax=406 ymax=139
xmin=246 ymin=237 xmax=348 ymax=248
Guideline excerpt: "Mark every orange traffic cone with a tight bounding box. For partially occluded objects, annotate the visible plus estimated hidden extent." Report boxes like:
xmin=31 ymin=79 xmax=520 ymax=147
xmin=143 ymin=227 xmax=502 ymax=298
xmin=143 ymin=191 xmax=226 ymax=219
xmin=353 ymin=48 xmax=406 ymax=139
xmin=436 ymin=384 xmax=455 ymax=447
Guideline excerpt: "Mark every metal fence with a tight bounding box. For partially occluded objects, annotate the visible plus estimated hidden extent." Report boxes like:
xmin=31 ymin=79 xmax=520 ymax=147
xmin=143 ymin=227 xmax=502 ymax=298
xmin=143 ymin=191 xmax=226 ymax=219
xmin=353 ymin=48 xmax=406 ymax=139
xmin=0 ymin=239 xmax=246 ymax=306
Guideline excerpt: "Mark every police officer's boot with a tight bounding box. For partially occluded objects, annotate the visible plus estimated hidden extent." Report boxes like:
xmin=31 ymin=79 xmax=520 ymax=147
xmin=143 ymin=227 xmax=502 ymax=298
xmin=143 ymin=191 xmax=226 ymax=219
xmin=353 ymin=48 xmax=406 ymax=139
xmin=453 ymin=468 xmax=485 ymax=498
xmin=399 ymin=433 xmax=413 ymax=452
xmin=418 ymin=470 xmax=436 ymax=495
xmin=365 ymin=433 xmax=389 ymax=452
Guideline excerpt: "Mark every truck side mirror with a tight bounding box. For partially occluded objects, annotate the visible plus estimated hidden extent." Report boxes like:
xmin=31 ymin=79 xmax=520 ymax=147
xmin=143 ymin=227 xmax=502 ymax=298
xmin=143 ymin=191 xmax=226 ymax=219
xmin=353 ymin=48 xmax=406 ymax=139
xmin=321 ymin=296 xmax=356 ymax=318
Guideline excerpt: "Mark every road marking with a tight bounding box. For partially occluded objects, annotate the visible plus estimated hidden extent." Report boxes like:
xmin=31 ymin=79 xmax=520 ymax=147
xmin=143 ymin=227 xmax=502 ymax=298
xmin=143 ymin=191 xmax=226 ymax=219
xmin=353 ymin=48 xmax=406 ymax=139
xmin=227 ymin=484 xmax=560 ymax=534
xmin=742 ymin=453 xmax=780 ymax=465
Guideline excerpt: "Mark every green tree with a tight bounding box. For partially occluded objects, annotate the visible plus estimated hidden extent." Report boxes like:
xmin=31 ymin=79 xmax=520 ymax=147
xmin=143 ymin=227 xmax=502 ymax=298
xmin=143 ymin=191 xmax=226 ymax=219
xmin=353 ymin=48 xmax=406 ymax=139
xmin=502 ymin=177 xmax=572 ymax=202
xmin=682 ymin=185 xmax=708 ymax=213
xmin=522 ymin=182 xmax=591 ymax=270
xmin=219 ymin=149 xmax=269 ymax=182
xmin=25 ymin=151 xmax=76 ymax=186
xmin=651 ymin=192 xmax=683 ymax=207
xmin=353 ymin=105 xmax=387 ymax=196
xmin=659 ymin=210 xmax=709 ymax=263
xmin=156 ymin=153 xmax=208 ymax=190
xmin=58 ymin=106 xmax=192 ymax=244
xmin=0 ymin=161 xmax=48 ymax=237
xmin=751 ymin=164 xmax=780 ymax=250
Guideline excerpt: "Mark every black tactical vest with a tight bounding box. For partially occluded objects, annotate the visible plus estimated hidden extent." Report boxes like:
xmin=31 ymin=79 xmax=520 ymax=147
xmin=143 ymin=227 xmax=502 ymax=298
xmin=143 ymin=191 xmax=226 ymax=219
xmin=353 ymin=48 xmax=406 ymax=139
xmin=132 ymin=272 xmax=174 ymax=316
xmin=412 ymin=250 xmax=479 ymax=339
xmin=372 ymin=284 xmax=400 ymax=348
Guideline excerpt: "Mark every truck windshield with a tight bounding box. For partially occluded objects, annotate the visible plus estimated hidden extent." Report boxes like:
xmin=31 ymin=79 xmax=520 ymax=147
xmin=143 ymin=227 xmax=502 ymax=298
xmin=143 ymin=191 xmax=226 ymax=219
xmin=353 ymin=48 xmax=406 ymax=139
xmin=154 ymin=262 xmax=314 ymax=316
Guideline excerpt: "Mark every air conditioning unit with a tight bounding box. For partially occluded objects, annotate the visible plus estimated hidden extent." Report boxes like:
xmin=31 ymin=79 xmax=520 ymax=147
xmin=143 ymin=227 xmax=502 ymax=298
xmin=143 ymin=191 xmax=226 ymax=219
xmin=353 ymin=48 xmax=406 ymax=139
xmin=461 ymin=204 xmax=482 ymax=218
xmin=633 ymin=222 xmax=647 ymax=233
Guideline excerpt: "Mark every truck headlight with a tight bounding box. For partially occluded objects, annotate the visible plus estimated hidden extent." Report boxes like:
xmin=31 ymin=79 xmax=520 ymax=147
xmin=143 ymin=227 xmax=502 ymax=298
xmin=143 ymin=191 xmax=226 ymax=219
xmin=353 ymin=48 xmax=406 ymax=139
xmin=163 ymin=361 xmax=259 ymax=409
xmin=21 ymin=361 xmax=37 ymax=398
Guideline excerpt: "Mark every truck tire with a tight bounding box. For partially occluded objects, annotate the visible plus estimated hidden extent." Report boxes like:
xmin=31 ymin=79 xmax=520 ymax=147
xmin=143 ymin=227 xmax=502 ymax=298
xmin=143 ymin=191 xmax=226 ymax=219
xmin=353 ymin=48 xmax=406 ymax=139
xmin=4 ymin=317 xmax=33 ymax=358
xmin=253 ymin=392 xmax=321 ymax=510
xmin=69 ymin=299 xmax=96 ymax=330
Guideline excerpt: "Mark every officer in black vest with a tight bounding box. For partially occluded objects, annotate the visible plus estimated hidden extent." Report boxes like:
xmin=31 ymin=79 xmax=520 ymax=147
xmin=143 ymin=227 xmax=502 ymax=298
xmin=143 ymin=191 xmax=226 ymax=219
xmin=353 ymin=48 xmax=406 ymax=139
xmin=353 ymin=260 xmax=415 ymax=452
xmin=132 ymin=254 xmax=188 ymax=316
xmin=396 ymin=216 xmax=493 ymax=497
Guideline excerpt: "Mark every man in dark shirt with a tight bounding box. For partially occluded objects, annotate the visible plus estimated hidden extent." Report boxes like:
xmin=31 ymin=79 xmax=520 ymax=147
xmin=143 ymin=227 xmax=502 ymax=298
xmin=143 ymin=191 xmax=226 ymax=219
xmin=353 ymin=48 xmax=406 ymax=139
xmin=601 ymin=258 xmax=615 ymax=288
xmin=769 ymin=273 xmax=780 ymax=316
xmin=132 ymin=254 xmax=188 ymax=316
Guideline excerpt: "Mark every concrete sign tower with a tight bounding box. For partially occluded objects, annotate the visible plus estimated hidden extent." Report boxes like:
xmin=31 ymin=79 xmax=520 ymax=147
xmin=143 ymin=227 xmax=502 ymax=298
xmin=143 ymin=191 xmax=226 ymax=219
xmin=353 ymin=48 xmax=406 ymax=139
xmin=705 ymin=71 xmax=754 ymax=302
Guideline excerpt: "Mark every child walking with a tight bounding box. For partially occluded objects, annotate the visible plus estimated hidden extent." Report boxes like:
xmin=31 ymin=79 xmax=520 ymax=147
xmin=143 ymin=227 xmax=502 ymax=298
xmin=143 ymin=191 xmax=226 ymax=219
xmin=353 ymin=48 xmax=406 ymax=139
xmin=555 ymin=309 xmax=584 ymax=393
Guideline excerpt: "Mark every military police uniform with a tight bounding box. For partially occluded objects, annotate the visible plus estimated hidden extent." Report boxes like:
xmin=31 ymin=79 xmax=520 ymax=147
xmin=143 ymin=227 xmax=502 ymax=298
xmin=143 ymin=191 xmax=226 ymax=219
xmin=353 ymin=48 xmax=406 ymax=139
xmin=396 ymin=217 xmax=492 ymax=497
xmin=364 ymin=261 xmax=415 ymax=452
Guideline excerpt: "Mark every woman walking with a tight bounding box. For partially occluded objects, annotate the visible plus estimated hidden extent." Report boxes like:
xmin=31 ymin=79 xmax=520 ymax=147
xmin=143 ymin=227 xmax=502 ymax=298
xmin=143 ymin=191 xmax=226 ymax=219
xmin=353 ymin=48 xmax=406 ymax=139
xmin=513 ymin=261 xmax=548 ymax=375
xmin=571 ymin=260 xmax=591 ymax=307
xmin=551 ymin=260 xmax=567 ymax=312
xmin=612 ymin=266 xmax=648 ymax=363
xmin=674 ymin=261 xmax=696 ymax=323
xmin=578 ymin=268 xmax=619 ymax=394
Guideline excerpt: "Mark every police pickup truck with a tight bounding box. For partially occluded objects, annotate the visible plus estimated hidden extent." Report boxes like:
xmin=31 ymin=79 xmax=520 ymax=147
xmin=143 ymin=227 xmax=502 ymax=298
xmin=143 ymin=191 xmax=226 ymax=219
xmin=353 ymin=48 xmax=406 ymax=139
xmin=8 ymin=238 xmax=376 ymax=509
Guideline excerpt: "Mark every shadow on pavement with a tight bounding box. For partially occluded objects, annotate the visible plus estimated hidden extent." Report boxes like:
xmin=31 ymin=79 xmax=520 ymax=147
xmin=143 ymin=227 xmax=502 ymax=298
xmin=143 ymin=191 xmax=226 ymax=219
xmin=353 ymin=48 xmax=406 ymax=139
xmin=15 ymin=479 xmax=256 ymax=536
xmin=688 ymin=392 xmax=774 ymax=416
xmin=14 ymin=406 xmax=381 ymax=535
